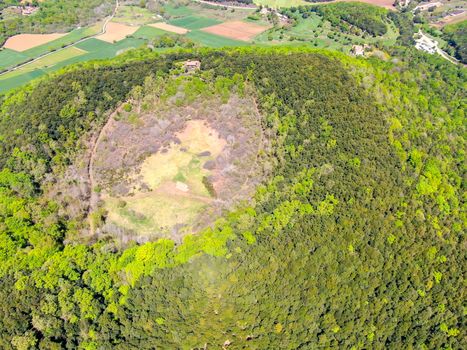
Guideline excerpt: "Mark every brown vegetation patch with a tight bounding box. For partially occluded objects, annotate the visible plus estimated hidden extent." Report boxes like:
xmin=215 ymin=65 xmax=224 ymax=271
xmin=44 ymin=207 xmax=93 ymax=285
xmin=83 ymin=92 xmax=267 ymax=243
xmin=3 ymin=33 xmax=67 ymax=51
xmin=202 ymin=21 xmax=269 ymax=41
xmin=96 ymin=22 xmax=139 ymax=43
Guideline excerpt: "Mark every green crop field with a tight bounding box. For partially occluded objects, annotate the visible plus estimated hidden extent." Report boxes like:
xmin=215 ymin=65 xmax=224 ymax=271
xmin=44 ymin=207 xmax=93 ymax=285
xmin=0 ymin=25 xmax=101 ymax=72
xmin=186 ymin=30 xmax=250 ymax=48
xmin=0 ymin=37 xmax=148 ymax=94
xmin=75 ymin=38 xmax=114 ymax=52
xmin=132 ymin=26 xmax=168 ymax=40
xmin=0 ymin=49 xmax=28 ymax=71
xmin=163 ymin=4 xmax=194 ymax=18
xmin=168 ymin=16 xmax=222 ymax=30
xmin=21 ymin=25 xmax=100 ymax=58
xmin=0 ymin=47 xmax=86 ymax=82
xmin=0 ymin=69 xmax=43 ymax=94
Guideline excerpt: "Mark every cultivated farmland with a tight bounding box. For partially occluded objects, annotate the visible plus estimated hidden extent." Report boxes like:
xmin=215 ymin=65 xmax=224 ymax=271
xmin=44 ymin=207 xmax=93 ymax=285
xmin=168 ymin=15 xmax=222 ymax=30
xmin=187 ymin=30 xmax=250 ymax=47
xmin=202 ymin=21 xmax=269 ymax=41
xmin=148 ymin=22 xmax=190 ymax=34
xmin=96 ymin=22 xmax=140 ymax=42
xmin=3 ymin=33 xmax=67 ymax=51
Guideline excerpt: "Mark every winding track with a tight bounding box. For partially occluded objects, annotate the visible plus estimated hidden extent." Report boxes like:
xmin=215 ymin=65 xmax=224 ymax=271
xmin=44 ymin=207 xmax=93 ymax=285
xmin=0 ymin=0 xmax=120 ymax=77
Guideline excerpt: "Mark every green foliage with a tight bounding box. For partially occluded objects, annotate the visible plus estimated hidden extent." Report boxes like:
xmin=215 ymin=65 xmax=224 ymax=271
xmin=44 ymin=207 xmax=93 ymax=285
xmin=442 ymin=20 xmax=467 ymax=64
xmin=0 ymin=47 xmax=464 ymax=349
xmin=0 ymin=0 xmax=113 ymax=46
xmin=288 ymin=3 xmax=389 ymax=36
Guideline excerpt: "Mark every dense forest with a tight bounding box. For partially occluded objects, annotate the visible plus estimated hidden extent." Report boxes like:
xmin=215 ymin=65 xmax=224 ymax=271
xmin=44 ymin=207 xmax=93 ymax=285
xmin=441 ymin=20 xmax=467 ymax=64
xmin=0 ymin=47 xmax=465 ymax=348
xmin=0 ymin=0 xmax=113 ymax=45
xmin=282 ymin=3 xmax=390 ymax=36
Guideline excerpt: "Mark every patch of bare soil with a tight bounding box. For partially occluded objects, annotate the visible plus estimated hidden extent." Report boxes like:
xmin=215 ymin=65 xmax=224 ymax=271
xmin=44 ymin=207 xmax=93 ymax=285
xmin=50 ymin=88 xmax=270 ymax=245
xmin=95 ymin=93 xmax=267 ymax=242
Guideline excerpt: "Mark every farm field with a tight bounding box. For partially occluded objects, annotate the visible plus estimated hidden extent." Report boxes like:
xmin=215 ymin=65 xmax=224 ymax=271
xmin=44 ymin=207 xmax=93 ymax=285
xmin=0 ymin=49 xmax=28 ymax=71
xmin=187 ymin=30 xmax=250 ymax=47
xmin=168 ymin=15 xmax=222 ymax=30
xmin=131 ymin=26 xmax=168 ymax=40
xmin=0 ymin=47 xmax=86 ymax=81
xmin=0 ymin=25 xmax=101 ymax=71
xmin=0 ymin=37 xmax=149 ymax=94
xmin=3 ymin=33 xmax=67 ymax=52
xmin=148 ymin=22 xmax=190 ymax=34
xmin=96 ymin=22 xmax=140 ymax=43
xmin=202 ymin=21 xmax=269 ymax=41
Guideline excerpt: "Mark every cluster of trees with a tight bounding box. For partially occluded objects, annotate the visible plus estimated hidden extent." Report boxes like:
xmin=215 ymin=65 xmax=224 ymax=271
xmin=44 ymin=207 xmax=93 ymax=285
xmin=0 ymin=0 xmax=113 ymax=45
xmin=0 ymin=47 xmax=464 ymax=348
xmin=441 ymin=20 xmax=467 ymax=64
xmin=284 ymin=3 xmax=389 ymax=36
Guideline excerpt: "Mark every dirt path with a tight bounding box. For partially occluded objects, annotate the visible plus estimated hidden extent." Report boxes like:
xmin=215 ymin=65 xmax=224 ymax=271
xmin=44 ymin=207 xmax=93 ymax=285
xmin=0 ymin=0 xmax=120 ymax=77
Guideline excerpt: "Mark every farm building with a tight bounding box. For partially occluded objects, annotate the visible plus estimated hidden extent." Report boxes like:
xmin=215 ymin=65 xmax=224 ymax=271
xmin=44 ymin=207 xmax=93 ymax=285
xmin=184 ymin=60 xmax=201 ymax=72
xmin=351 ymin=44 xmax=370 ymax=56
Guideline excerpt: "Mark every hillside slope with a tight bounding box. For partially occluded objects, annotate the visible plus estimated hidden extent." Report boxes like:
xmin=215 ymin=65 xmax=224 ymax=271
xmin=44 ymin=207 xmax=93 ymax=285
xmin=0 ymin=48 xmax=465 ymax=349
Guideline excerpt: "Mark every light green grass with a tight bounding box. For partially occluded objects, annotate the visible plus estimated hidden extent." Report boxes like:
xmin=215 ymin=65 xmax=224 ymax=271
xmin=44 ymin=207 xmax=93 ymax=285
xmin=0 ymin=25 xmax=100 ymax=72
xmin=112 ymin=5 xmax=159 ymax=25
xmin=163 ymin=4 xmax=194 ymax=18
xmin=0 ymin=49 xmax=28 ymax=71
xmin=74 ymin=38 xmax=114 ymax=52
xmin=187 ymin=30 xmax=250 ymax=48
xmin=0 ymin=47 xmax=86 ymax=81
xmin=131 ymin=26 xmax=168 ymax=40
xmin=168 ymin=15 xmax=222 ymax=30
xmin=0 ymin=37 xmax=147 ymax=94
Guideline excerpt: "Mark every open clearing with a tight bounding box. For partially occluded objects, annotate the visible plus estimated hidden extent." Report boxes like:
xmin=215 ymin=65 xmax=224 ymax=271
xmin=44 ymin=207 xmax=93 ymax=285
xmin=104 ymin=120 xmax=225 ymax=237
xmin=148 ymin=22 xmax=190 ymax=34
xmin=202 ymin=21 xmax=269 ymax=41
xmin=96 ymin=22 xmax=140 ymax=43
xmin=70 ymin=84 xmax=268 ymax=242
xmin=3 ymin=33 xmax=67 ymax=51
xmin=112 ymin=5 xmax=159 ymax=25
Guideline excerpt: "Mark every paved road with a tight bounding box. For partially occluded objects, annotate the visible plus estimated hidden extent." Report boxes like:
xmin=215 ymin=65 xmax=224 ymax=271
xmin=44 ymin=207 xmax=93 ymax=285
xmin=0 ymin=0 xmax=120 ymax=77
